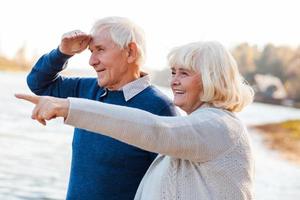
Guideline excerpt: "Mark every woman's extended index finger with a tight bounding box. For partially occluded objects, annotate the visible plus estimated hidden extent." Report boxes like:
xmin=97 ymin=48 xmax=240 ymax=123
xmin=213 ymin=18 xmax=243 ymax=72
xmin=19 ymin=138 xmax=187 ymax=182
xmin=15 ymin=93 xmax=40 ymax=105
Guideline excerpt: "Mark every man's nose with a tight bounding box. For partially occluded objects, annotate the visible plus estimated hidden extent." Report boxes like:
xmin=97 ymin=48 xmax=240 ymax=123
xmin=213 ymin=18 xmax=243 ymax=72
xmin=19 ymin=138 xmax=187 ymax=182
xmin=89 ymin=54 xmax=100 ymax=67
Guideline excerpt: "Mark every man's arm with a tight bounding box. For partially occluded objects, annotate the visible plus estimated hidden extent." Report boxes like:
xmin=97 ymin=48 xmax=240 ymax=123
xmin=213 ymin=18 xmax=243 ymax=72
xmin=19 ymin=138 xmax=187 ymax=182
xmin=27 ymin=30 xmax=91 ymax=98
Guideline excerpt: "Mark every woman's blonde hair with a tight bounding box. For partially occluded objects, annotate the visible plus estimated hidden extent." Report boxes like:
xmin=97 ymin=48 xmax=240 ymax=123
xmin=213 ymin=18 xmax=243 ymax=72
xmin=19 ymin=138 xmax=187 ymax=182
xmin=91 ymin=16 xmax=146 ymax=65
xmin=168 ymin=41 xmax=254 ymax=112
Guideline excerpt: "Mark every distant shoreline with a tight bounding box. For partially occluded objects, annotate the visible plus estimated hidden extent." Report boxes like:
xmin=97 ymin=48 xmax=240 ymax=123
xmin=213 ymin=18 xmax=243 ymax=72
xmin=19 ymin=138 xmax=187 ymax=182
xmin=254 ymin=120 xmax=300 ymax=165
xmin=0 ymin=65 xmax=30 ymax=72
xmin=0 ymin=68 xmax=29 ymax=72
xmin=1 ymin=68 xmax=300 ymax=109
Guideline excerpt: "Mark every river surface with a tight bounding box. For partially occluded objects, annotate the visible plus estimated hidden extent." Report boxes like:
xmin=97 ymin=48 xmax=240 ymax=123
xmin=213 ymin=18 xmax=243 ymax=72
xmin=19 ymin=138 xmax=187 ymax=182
xmin=1 ymin=72 xmax=300 ymax=200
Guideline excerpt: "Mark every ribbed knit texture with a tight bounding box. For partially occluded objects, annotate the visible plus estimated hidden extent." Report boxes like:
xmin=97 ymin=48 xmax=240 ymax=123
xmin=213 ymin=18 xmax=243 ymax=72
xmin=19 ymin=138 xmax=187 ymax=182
xmin=65 ymin=98 xmax=255 ymax=200
xmin=27 ymin=48 xmax=177 ymax=200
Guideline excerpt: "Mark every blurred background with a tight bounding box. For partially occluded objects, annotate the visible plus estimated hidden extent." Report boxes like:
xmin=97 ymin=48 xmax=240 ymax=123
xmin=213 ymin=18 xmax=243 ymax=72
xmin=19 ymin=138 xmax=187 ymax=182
xmin=0 ymin=0 xmax=300 ymax=199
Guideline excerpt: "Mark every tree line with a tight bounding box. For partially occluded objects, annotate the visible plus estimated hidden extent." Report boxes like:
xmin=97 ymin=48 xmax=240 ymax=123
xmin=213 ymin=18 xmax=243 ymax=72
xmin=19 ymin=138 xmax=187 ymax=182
xmin=232 ymin=43 xmax=300 ymax=102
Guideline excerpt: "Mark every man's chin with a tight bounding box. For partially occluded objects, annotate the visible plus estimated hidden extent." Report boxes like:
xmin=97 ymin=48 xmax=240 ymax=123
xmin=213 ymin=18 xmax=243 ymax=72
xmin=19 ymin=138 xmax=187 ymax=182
xmin=97 ymin=80 xmax=105 ymax=87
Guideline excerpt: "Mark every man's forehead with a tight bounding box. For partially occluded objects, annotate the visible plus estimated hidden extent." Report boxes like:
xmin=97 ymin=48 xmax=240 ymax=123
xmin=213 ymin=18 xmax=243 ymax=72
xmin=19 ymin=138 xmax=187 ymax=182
xmin=89 ymin=34 xmax=114 ymax=48
xmin=92 ymin=28 xmax=111 ymax=39
xmin=91 ymin=33 xmax=110 ymax=43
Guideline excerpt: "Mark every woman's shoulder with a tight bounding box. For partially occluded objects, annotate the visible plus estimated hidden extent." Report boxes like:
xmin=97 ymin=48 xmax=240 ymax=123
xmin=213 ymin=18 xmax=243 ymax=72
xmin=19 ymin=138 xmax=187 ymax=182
xmin=192 ymin=106 xmax=234 ymax=118
xmin=191 ymin=106 xmax=245 ymax=132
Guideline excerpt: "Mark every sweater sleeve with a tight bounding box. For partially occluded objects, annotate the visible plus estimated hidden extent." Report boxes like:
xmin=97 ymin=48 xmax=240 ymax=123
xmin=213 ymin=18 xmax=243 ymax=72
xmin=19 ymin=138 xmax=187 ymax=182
xmin=27 ymin=48 xmax=81 ymax=98
xmin=65 ymin=98 xmax=243 ymax=162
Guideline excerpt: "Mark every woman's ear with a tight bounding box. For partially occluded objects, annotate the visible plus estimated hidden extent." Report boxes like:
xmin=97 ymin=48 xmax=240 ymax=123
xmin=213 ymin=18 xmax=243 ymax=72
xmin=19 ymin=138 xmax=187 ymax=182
xmin=127 ymin=42 xmax=138 ymax=64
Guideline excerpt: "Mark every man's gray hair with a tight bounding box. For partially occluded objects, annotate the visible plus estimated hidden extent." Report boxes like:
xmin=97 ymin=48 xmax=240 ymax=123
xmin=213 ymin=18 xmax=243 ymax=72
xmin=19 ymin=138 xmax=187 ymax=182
xmin=91 ymin=16 xmax=146 ymax=65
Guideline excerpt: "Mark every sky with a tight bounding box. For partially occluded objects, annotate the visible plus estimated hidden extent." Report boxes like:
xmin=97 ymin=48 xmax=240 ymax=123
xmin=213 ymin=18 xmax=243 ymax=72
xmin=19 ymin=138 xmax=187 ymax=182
xmin=0 ymin=0 xmax=299 ymax=71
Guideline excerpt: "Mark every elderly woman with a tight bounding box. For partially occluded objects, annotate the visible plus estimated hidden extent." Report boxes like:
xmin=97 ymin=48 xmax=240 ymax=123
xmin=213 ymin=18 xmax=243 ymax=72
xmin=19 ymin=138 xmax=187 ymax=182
xmin=17 ymin=41 xmax=254 ymax=200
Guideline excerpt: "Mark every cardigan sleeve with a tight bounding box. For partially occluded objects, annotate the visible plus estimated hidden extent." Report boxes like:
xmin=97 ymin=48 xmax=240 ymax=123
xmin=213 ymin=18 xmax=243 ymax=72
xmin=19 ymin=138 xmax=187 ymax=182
xmin=65 ymin=98 xmax=243 ymax=162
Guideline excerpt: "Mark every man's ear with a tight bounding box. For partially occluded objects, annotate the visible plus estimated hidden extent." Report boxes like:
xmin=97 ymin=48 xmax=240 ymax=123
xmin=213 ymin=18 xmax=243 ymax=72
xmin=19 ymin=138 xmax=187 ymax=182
xmin=127 ymin=42 xmax=138 ymax=64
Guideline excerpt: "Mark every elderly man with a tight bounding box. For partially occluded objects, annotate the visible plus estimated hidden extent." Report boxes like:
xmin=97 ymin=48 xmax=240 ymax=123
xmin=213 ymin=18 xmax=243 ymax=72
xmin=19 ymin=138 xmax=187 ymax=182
xmin=27 ymin=17 xmax=177 ymax=200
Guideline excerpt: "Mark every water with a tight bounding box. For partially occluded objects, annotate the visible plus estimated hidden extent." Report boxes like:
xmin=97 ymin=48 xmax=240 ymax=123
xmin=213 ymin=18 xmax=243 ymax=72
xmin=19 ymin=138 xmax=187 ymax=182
xmin=0 ymin=72 xmax=72 ymax=200
xmin=1 ymin=72 xmax=300 ymax=200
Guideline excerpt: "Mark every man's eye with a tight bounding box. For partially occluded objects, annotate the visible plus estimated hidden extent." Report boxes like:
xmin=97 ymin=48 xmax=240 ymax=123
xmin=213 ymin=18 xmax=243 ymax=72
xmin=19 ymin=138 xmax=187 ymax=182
xmin=171 ymin=71 xmax=176 ymax=76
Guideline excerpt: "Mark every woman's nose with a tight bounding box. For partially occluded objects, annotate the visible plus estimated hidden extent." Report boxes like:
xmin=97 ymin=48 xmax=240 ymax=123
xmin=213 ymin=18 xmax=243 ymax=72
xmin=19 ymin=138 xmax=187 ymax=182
xmin=171 ymin=76 xmax=180 ymax=86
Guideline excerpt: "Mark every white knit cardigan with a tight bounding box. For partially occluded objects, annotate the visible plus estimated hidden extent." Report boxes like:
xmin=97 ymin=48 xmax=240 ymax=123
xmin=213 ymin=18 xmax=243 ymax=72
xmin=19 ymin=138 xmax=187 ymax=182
xmin=65 ymin=98 xmax=254 ymax=200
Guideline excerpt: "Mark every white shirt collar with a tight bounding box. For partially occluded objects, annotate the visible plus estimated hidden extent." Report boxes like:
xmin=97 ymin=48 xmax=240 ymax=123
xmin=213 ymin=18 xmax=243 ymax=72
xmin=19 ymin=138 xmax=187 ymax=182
xmin=121 ymin=72 xmax=151 ymax=101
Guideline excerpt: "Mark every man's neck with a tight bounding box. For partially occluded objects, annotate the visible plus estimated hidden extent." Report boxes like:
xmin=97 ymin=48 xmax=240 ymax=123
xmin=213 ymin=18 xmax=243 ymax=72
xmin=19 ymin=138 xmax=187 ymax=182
xmin=107 ymin=71 xmax=141 ymax=91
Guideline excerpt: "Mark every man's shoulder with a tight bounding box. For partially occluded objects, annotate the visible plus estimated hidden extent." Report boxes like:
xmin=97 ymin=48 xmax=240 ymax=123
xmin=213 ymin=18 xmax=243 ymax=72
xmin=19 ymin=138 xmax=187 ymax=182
xmin=70 ymin=77 xmax=105 ymax=97
xmin=76 ymin=77 xmax=98 ymax=83
xmin=69 ymin=77 xmax=99 ymax=89
xmin=140 ymin=85 xmax=172 ymax=102
xmin=131 ymin=85 xmax=177 ymax=116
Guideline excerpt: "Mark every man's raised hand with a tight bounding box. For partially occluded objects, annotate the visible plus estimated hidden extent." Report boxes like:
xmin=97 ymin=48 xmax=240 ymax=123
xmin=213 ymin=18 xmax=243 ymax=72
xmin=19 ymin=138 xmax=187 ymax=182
xmin=59 ymin=30 xmax=92 ymax=56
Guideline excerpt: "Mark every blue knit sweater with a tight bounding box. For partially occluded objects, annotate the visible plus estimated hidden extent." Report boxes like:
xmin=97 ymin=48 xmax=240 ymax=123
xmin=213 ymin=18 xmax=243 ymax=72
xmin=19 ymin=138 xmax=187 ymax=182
xmin=27 ymin=48 xmax=177 ymax=200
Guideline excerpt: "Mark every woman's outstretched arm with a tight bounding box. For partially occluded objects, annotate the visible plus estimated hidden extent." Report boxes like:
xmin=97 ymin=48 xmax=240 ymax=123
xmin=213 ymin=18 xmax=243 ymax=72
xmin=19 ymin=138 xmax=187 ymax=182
xmin=65 ymin=97 xmax=240 ymax=162
xmin=16 ymin=94 xmax=240 ymax=162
